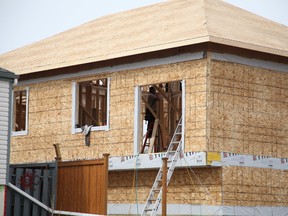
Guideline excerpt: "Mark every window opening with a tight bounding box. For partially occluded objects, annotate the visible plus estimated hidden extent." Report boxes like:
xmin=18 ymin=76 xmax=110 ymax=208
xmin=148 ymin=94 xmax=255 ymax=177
xmin=13 ymin=89 xmax=28 ymax=135
xmin=75 ymin=78 xmax=108 ymax=129
xmin=140 ymin=81 xmax=182 ymax=153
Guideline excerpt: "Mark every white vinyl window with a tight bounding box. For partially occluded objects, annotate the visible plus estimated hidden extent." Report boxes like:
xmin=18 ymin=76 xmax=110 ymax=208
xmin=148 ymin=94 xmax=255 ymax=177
xmin=12 ymin=87 xmax=29 ymax=136
xmin=72 ymin=78 xmax=110 ymax=133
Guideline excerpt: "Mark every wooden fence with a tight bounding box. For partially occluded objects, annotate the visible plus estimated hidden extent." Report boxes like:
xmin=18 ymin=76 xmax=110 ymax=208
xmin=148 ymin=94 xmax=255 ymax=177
xmin=56 ymin=154 xmax=109 ymax=215
xmin=7 ymin=163 xmax=57 ymax=216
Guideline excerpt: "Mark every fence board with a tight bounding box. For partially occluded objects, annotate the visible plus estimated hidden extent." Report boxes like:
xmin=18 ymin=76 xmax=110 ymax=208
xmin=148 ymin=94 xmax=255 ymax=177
xmin=6 ymin=167 xmax=13 ymax=216
xmin=32 ymin=169 xmax=41 ymax=216
xmin=14 ymin=168 xmax=23 ymax=216
xmin=56 ymin=156 xmax=109 ymax=215
xmin=41 ymin=170 xmax=49 ymax=216
xmin=23 ymin=169 xmax=32 ymax=215
xmin=7 ymin=163 xmax=56 ymax=216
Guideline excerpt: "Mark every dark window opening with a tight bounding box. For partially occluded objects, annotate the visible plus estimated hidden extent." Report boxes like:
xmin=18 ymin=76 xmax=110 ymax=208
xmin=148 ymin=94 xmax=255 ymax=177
xmin=77 ymin=79 xmax=107 ymax=128
xmin=13 ymin=90 xmax=27 ymax=132
xmin=140 ymin=80 xmax=182 ymax=153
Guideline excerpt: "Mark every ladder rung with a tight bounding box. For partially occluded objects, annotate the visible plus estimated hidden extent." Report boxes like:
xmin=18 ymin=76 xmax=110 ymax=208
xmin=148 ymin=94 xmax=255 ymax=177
xmin=144 ymin=208 xmax=153 ymax=211
xmin=167 ymin=151 xmax=176 ymax=153
xmin=141 ymin=117 xmax=182 ymax=216
xmin=152 ymin=188 xmax=161 ymax=191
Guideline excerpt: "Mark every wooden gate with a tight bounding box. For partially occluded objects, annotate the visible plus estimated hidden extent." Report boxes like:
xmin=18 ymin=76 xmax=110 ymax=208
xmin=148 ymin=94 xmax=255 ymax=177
xmin=7 ymin=163 xmax=57 ymax=216
xmin=56 ymin=154 xmax=109 ymax=215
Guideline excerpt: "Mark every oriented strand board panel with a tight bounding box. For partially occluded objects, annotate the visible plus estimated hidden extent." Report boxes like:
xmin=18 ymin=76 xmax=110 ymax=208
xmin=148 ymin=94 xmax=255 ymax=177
xmin=108 ymin=167 xmax=222 ymax=206
xmin=208 ymin=60 xmax=288 ymax=158
xmin=222 ymin=166 xmax=288 ymax=206
xmin=10 ymin=59 xmax=208 ymax=163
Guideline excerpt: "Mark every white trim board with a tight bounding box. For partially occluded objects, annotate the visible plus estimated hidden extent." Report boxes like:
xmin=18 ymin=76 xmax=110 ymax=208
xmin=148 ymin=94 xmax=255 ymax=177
xmin=211 ymin=53 xmax=288 ymax=73
xmin=17 ymin=52 xmax=204 ymax=86
xmin=108 ymin=203 xmax=288 ymax=216
xmin=133 ymin=86 xmax=141 ymax=154
xmin=17 ymin=51 xmax=288 ymax=87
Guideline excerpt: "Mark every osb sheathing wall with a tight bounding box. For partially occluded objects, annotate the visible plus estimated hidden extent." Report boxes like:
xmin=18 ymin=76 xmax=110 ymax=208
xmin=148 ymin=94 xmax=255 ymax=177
xmin=109 ymin=166 xmax=288 ymax=207
xmin=208 ymin=60 xmax=288 ymax=157
xmin=108 ymin=168 xmax=222 ymax=206
xmin=222 ymin=166 xmax=288 ymax=206
xmin=11 ymin=59 xmax=208 ymax=163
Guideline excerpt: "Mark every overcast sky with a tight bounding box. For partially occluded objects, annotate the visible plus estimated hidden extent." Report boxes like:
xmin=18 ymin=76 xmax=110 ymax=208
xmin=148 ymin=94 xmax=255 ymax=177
xmin=0 ymin=0 xmax=287 ymax=55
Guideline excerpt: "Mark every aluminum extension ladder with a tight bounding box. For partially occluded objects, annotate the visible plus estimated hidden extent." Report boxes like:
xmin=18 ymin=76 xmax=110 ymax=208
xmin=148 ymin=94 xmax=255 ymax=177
xmin=141 ymin=117 xmax=183 ymax=216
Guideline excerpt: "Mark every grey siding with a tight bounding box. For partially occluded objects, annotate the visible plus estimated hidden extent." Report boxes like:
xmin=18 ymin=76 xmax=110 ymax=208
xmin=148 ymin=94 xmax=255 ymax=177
xmin=0 ymin=80 xmax=10 ymax=185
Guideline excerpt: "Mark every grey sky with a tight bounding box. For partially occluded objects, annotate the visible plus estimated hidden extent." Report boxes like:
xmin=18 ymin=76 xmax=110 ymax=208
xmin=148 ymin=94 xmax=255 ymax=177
xmin=0 ymin=0 xmax=287 ymax=55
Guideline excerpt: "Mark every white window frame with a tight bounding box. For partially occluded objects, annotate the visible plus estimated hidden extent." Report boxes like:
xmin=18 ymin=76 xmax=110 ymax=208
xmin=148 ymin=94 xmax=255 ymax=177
xmin=134 ymin=80 xmax=185 ymax=154
xmin=71 ymin=78 xmax=110 ymax=134
xmin=11 ymin=87 xmax=29 ymax=136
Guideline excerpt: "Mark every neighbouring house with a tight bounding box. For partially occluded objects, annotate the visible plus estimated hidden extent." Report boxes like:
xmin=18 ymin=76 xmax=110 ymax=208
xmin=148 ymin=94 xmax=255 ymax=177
xmin=0 ymin=0 xmax=287 ymax=215
xmin=0 ymin=68 xmax=18 ymax=215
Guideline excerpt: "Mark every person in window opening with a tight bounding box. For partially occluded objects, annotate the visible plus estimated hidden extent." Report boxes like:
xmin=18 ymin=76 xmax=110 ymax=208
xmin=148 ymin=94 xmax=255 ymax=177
xmin=145 ymin=86 xmax=158 ymax=138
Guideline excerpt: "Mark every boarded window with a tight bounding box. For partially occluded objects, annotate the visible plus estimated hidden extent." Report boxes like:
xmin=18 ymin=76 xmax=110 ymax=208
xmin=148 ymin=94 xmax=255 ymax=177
xmin=13 ymin=90 xmax=27 ymax=132
xmin=77 ymin=79 xmax=108 ymax=128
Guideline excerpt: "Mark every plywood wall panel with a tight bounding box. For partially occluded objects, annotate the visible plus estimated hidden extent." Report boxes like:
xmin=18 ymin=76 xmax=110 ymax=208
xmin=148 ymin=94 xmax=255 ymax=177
xmin=108 ymin=167 xmax=222 ymax=205
xmin=208 ymin=60 xmax=288 ymax=157
xmin=11 ymin=59 xmax=208 ymax=163
xmin=222 ymin=166 xmax=288 ymax=206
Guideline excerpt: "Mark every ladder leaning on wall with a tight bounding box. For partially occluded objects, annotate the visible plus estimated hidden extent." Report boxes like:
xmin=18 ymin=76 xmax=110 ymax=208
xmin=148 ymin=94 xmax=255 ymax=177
xmin=141 ymin=116 xmax=183 ymax=216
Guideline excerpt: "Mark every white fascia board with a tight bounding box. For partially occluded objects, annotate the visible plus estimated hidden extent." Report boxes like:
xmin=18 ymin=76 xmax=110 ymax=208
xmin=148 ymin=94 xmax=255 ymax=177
xmin=17 ymin=52 xmax=204 ymax=86
xmin=211 ymin=52 xmax=288 ymax=73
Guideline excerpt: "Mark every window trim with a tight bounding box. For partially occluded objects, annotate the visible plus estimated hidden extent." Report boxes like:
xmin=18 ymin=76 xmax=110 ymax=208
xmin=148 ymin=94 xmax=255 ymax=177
xmin=71 ymin=78 xmax=110 ymax=134
xmin=11 ymin=87 xmax=29 ymax=136
xmin=134 ymin=80 xmax=185 ymax=154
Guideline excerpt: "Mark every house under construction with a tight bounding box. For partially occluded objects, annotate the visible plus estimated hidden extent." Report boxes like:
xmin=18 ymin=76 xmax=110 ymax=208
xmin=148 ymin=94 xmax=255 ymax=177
xmin=0 ymin=0 xmax=287 ymax=215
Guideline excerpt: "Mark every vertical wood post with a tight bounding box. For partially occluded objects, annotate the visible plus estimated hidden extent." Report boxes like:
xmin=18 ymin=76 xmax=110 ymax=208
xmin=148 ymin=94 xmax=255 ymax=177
xmin=103 ymin=153 xmax=110 ymax=215
xmin=53 ymin=143 xmax=62 ymax=161
xmin=162 ymin=157 xmax=168 ymax=216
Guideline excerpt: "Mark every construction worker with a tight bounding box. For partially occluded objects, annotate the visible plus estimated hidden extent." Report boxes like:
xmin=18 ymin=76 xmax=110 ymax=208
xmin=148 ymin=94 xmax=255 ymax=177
xmin=145 ymin=86 xmax=158 ymax=138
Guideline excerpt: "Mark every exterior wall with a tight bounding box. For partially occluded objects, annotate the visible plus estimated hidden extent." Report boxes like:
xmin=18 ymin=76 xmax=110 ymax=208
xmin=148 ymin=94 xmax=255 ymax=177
xmin=222 ymin=166 xmax=288 ymax=207
xmin=11 ymin=59 xmax=208 ymax=163
xmin=108 ymin=167 xmax=222 ymax=206
xmin=208 ymin=60 xmax=288 ymax=157
xmin=0 ymin=80 xmax=11 ymax=184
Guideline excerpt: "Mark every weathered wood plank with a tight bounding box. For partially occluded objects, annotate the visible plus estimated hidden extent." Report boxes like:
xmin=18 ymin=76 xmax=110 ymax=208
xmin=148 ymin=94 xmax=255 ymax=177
xmin=32 ymin=169 xmax=42 ymax=216
xmin=41 ymin=170 xmax=49 ymax=216
xmin=14 ymin=168 xmax=23 ymax=216
xmin=23 ymin=169 xmax=33 ymax=215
